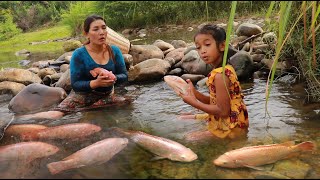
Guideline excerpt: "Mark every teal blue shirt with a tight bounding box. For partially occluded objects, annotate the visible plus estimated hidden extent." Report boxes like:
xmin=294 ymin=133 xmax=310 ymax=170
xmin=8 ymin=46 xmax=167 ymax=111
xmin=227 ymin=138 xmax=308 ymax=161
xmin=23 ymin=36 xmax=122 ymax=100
xmin=70 ymin=45 xmax=128 ymax=93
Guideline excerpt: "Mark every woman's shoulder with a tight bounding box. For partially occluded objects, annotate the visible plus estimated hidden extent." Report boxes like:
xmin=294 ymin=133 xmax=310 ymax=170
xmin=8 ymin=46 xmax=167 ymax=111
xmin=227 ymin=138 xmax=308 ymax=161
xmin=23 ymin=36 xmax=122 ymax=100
xmin=72 ymin=46 xmax=86 ymax=56
xmin=110 ymin=45 xmax=121 ymax=53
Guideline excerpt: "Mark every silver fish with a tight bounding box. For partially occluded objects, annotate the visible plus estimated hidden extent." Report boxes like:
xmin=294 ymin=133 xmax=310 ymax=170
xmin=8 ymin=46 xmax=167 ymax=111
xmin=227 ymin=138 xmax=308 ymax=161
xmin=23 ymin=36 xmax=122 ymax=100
xmin=111 ymin=127 xmax=197 ymax=162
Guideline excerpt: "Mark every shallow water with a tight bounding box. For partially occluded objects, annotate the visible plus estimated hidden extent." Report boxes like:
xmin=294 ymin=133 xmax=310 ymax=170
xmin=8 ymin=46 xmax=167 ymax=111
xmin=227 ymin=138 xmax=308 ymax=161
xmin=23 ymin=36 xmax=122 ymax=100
xmin=0 ymin=25 xmax=319 ymax=179
xmin=0 ymin=78 xmax=319 ymax=179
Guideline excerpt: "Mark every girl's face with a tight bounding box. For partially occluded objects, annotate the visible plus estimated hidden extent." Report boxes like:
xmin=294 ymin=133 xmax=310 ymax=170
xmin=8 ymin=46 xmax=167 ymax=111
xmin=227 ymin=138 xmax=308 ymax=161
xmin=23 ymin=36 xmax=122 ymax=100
xmin=86 ymin=19 xmax=107 ymax=46
xmin=194 ymin=33 xmax=225 ymax=66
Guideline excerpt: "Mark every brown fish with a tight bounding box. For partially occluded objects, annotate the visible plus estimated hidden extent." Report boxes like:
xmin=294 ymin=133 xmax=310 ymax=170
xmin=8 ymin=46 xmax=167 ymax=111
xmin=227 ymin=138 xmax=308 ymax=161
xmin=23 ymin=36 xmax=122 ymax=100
xmin=213 ymin=141 xmax=316 ymax=170
xmin=0 ymin=141 xmax=59 ymax=163
xmin=164 ymin=75 xmax=188 ymax=95
xmin=5 ymin=124 xmax=47 ymax=137
xmin=47 ymin=137 xmax=128 ymax=175
xmin=111 ymin=127 xmax=198 ymax=162
xmin=21 ymin=123 xmax=101 ymax=141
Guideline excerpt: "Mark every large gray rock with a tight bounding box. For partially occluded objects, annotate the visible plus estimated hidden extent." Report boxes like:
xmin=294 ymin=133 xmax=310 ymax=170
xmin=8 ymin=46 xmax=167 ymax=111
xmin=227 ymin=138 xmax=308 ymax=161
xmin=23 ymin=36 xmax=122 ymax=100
xmin=0 ymin=68 xmax=42 ymax=85
xmin=129 ymin=45 xmax=164 ymax=65
xmin=54 ymin=69 xmax=71 ymax=92
xmin=8 ymin=83 xmax=67 ymax=114
xmin=229 ymin=51 xmax=255 ymax=81
xmin=236 ymin=23 xmax=263 ymax=37
xmin=128 ymin=58 xmax=171 ymax=82
xmin=0 ymin=81 xmax=26 ymax=96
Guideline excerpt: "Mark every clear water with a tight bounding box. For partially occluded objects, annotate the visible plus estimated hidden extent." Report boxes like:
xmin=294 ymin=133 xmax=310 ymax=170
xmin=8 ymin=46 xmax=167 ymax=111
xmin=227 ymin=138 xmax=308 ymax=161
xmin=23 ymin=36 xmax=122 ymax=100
xmin=0 ymin=79 xmax=319 ymax=179
xmin=0 ymin=26 xmax=319 ymax=179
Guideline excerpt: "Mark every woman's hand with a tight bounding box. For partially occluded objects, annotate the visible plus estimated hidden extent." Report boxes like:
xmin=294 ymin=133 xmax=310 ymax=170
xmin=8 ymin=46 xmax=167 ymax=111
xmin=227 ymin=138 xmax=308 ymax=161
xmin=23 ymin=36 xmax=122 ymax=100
xmin=90 ymin=72 xmax=115 ymax=88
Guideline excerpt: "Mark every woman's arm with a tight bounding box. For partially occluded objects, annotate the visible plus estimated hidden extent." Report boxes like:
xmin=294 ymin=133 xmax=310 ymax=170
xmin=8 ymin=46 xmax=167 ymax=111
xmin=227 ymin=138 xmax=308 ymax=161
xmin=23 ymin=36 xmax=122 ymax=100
xmin=112 ymin=46 xmax=128 ymax=84
xmin=70 ymin=50 xmax=92 ymax=92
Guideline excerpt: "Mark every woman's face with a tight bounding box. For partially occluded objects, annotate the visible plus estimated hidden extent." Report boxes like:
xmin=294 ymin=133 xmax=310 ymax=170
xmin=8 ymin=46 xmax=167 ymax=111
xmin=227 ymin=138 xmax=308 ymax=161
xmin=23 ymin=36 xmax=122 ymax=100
xmin=86 ymin=19 xmax=107 ymax=46
xmin=194 ymin=33 xmax=225 ymax=66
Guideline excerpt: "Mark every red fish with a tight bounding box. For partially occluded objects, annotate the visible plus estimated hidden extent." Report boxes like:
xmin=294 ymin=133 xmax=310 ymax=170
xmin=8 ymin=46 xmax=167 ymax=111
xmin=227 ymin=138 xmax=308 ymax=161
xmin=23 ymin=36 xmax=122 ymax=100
xmin=0 ymin=141 xmax=59 ymax=163
xmin=5 ymin=124 xmax=47 ymax=137
xmin=213 ymin=141 xmax=316 ymax=170
xmin=20 ymin=123 xmax=101 ymax=141
xmin=90 ymin=67 xmax=116 ymax=81
xmin=47 ymin=138 xmax=128 ymax=175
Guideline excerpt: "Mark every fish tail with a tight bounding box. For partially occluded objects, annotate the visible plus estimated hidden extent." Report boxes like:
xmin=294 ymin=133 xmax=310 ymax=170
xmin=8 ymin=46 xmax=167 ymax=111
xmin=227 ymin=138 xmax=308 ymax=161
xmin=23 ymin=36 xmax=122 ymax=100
xmin=295 ymin=141 xmax=316 ymax=152
xmin=47 ymin=161 xmax=69 ymax=175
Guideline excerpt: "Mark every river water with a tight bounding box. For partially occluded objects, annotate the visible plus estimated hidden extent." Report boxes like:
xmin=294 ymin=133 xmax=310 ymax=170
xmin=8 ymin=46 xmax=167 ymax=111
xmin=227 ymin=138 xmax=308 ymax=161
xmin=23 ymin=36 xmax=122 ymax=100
xmin=0 ymin=27 xmax=319 ymax=179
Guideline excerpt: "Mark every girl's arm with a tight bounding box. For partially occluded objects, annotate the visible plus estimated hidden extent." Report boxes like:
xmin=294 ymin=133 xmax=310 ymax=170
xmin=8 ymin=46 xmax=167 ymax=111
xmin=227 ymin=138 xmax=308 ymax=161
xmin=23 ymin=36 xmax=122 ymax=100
xmin=181 ymin=73 xmax=231 ymax=118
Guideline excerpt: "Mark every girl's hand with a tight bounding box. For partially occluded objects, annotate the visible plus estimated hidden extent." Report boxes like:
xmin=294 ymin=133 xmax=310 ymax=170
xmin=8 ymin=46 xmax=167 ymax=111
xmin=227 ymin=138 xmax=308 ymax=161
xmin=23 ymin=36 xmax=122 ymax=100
xmin=179 ymin=79 xmax=197 ymax=105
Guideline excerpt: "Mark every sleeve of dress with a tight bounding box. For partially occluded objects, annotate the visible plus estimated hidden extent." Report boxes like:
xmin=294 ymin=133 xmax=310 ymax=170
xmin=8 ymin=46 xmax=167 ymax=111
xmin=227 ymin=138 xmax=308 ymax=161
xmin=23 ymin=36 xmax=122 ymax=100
xmin=113 ymin=46 xmax=128 ymax=84
xmin=70 ymin=50 xmax=92 ymax=92
xmin=195 ymin=113 xmax=210 ymax=121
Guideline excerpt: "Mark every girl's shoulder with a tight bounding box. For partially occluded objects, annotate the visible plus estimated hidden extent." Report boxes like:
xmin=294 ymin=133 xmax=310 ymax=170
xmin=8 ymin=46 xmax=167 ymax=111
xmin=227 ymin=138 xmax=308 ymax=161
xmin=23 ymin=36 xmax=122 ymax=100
xmin=212 ymin=64 xmax=236 ymax=74
xmin=209 ymin=64 xmax=238 ymax=83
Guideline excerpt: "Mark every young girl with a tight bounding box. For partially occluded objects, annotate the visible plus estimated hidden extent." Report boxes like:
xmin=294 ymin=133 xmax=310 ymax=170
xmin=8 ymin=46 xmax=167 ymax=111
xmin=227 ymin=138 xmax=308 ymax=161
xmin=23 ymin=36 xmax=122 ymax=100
xmin=179 ymin=24 xmax=249 ymax=140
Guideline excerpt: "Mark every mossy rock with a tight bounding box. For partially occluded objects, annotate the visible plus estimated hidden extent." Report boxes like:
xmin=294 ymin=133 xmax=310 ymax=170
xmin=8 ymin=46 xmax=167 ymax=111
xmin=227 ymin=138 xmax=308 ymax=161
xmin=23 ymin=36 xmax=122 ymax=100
xmin=62 ymin=40 xmax=82 ymax=52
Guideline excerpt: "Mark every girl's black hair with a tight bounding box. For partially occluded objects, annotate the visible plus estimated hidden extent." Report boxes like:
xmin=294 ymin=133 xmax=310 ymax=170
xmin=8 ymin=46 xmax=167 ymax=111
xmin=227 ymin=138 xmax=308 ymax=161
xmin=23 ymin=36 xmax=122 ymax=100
xmin=194 ymin=24 xmax=236 ymax=60
xmin=194 ymin=24 xmax=226 ymax=45
xmin=83 ymin=14 xmax=115 ymax=63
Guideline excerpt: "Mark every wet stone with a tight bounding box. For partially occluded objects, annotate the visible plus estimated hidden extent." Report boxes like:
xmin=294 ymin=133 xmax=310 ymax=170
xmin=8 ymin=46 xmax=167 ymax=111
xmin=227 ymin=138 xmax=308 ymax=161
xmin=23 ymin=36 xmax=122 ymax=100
xmin=272 ymin=159 xmax=311 ymax=179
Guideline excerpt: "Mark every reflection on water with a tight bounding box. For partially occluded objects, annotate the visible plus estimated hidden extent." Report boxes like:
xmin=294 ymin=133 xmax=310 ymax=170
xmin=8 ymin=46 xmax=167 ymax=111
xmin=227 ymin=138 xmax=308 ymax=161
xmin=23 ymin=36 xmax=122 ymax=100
xmin=0 ymin=78 xmax=319 ymax=179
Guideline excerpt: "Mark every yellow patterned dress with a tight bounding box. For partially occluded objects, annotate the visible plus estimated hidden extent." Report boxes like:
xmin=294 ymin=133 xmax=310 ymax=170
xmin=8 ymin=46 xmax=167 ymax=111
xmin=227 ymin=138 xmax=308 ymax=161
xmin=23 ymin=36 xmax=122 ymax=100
xmin=195 ymin=64 xmax=249 ymax=138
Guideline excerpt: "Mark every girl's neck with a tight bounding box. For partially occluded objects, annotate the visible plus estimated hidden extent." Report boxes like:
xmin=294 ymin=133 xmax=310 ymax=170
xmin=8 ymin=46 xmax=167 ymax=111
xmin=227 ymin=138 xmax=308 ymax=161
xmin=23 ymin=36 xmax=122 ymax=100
xmin=212 ymin=55 xmax=224 ymax=69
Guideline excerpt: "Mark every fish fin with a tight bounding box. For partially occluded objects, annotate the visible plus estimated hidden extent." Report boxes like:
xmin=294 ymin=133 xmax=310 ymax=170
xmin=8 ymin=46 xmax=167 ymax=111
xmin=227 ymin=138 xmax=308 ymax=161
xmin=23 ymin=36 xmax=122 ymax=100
xmin=295 ymin=141 xmax=316 ymax=152
xmin=243 ymin=164 xmax=264 ymax=171
xmin=150 ymin=156 xmax=166 ymax=161
xmin=235 ymin=160 xmax=263 ymax=171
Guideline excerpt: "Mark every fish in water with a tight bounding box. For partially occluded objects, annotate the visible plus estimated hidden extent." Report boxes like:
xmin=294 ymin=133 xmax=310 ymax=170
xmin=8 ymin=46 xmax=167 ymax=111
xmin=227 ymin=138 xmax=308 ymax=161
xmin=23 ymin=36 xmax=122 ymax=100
xmin=0 ymin=141 xmax=59 ymax=163
xmin=47 ymin=137 xmax=128 ymax=175
xmin=20 ymin=123 xmax=101 ymax=141
xmin=213 ymin=141 xmax=316 ymax=170
xmin=110 ymin=127 xmax=198 ymax=162
xmin=164 ymin=75 xmax=189 ymax=95
xmin=5 ymin=124 xmax=47 ymax=137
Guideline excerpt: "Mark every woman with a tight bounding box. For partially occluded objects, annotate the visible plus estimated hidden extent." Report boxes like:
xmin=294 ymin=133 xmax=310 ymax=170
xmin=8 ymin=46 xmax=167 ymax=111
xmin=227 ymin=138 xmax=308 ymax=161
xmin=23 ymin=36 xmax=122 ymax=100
xmin=15 ymin=15 xmax=129 ymax=120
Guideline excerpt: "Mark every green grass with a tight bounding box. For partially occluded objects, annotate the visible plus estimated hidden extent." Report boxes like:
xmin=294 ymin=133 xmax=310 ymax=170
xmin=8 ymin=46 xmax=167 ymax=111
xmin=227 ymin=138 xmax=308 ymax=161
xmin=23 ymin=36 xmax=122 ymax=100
xmin=0 ymin=25 xmax=72 ymax=54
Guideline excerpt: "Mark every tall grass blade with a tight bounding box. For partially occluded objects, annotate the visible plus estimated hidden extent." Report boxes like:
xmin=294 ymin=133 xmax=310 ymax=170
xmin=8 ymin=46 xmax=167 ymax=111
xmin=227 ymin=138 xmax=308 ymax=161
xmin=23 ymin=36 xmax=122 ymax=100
xmin=302 ymin=1 xmax=307 ymax=47
xmin=222 ymin=1 xmax=237 ymax=99
xmin=265 ymin=1 xmax=293 ymax=115
xmin=311 ymin=1 xmax=317 ymax=67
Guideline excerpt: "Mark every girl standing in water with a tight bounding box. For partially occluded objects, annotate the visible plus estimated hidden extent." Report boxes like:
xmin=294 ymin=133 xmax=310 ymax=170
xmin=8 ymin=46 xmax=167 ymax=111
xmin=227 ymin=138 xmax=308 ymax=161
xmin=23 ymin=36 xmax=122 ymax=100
xmin=179 ymin=24 xmax=249 ymax=140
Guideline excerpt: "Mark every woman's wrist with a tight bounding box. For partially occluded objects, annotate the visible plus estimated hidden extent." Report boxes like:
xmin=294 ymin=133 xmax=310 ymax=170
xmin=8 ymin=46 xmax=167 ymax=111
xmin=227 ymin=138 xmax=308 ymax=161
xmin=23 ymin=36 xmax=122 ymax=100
xmin=90 ymin=79 xmax=98 ymax=89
